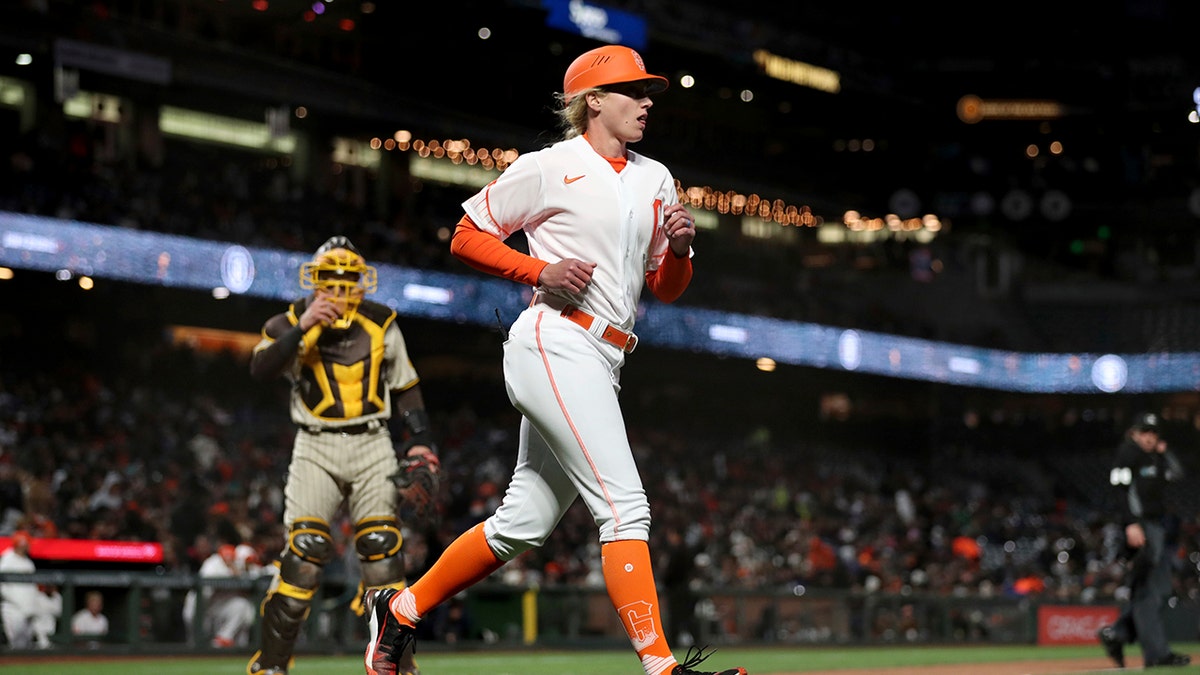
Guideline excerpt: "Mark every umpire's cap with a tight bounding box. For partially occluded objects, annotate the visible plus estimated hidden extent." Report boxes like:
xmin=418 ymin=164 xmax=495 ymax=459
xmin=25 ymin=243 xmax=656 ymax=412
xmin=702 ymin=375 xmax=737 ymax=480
xmin=563 ymin=45 xmax=669 ymax=102
xmin=1131 ymin=411 xmax=1161 ymax=431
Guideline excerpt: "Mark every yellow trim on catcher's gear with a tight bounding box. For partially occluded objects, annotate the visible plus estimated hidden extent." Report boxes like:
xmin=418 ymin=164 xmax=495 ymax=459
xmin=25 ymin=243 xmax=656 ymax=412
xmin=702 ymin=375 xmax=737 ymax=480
xmin=354 ymin=517 xmax=404 ymax=561
xmin=350 ymin=580 xmax=408 ymax=616
xmin=275 ymin=580 xmax=316 ymax=601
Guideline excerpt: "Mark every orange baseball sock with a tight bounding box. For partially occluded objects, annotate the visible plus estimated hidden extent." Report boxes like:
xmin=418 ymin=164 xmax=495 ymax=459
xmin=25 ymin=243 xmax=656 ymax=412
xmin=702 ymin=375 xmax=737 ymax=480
xmin=392 ymin=523 xmax=505 ymax=625
xmin=601 ymin=539 xmax=678 ymax=675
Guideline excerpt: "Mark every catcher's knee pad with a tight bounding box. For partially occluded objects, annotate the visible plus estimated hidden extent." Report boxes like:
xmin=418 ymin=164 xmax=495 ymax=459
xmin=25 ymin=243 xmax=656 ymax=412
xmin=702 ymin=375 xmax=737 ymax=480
xmin=278 ymin=518 xmax=333 ymax=589
xmin=355 ymin=516 xmax=402 ymax=561
xmin=356 ymin=516 xmax=405 ymax=587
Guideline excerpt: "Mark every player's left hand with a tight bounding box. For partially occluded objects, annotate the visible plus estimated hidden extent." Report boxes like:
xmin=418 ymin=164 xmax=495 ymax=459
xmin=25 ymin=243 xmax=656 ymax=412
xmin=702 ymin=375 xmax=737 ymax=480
xmin=663 ymin=203 xmax=695 ymax=255
xmin=405 ymin=444 xmax=440 ymax=472
xmin=392 ymin=451 xmax=441 ymax=528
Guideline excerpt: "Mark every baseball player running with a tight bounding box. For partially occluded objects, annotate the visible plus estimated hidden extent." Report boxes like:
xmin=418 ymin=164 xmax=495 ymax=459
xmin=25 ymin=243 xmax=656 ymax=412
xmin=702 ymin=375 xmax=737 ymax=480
xmin=247 ymin=236 xmax=438 ymax=675
xmin=362 ymin=46 xmax=748 ymax=675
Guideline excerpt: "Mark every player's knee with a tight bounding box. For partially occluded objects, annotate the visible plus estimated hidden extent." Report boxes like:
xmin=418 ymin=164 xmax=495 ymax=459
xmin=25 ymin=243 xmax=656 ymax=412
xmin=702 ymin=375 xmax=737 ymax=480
xmin=288 ymin=518 xmax=335 ymax=563
xmin=279 ymin=518 xmax=333 ymax=588
xmin=356 ymin=517 xmax=406 ymax=586
xmin=354 ymin=516 xmax=402 ymax=562
xmin=597 ymin=505 xmax=650 ymax=542
xmin=482 ymin=528 xmax=535 ymax=561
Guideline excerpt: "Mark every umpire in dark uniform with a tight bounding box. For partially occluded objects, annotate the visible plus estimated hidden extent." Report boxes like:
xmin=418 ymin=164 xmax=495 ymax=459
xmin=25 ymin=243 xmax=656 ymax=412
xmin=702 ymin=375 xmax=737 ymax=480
xmin=1097 ymin=412 xmax=1191 ymax=669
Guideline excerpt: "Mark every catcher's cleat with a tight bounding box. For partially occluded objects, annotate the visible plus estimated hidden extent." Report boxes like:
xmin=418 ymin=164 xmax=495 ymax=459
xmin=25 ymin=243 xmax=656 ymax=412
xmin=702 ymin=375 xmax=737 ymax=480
xmin=246 ymin=660 xmax=287 ymax=675
xmin=671 ymin=645 xmax=748 ymax=675
xmin=364 ymin=588 xmax=417 ymax=675
xmin=246 ymin=651 xmax=290 ymax=675
xmin=1096 ymin=625 xmax=1124 ymax=668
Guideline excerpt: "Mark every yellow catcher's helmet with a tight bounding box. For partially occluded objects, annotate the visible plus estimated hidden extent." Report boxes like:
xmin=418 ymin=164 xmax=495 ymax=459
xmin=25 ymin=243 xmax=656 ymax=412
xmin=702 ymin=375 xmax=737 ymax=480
xmin=300 ymin=236 xmax=378 ymax=329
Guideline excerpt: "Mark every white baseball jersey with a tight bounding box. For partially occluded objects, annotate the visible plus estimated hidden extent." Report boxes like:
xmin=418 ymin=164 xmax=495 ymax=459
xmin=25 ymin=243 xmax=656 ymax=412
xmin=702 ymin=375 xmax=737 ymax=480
xmin=0 ymin=548 xmax=37 ymax=648
xmin=70 ymin=608 xmax=108 ymax=638
xmin=183 ymin=550 xmax=257 ymax=646
xmin=463 ymin=134 xmax=682 ymax=330
xmin=459 ymin=135 xmax=689 ymax=550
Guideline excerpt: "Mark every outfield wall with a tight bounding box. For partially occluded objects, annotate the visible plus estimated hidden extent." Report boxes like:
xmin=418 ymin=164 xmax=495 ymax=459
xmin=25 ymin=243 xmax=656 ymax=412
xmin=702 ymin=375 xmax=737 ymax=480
xmin=3 ymin=570 xmax=1197 ymax=656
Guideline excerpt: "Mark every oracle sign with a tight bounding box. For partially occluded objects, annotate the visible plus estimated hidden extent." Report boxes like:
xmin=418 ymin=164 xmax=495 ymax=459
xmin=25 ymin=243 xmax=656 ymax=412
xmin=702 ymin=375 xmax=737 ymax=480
xmin=1037 ymin=605 xmax=1120 ymax=645
xmin=0 ymin=536 xmax=163 ymax=564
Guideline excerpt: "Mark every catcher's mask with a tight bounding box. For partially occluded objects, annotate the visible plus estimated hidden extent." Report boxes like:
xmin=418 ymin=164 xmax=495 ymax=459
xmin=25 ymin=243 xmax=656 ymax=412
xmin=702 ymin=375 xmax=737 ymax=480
xmin=300 ymin=236 xmax=378 ymax=329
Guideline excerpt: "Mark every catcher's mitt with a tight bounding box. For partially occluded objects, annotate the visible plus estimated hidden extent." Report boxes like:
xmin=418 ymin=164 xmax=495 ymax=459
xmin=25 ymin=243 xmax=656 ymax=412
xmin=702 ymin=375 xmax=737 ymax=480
xmin=391 ymin=455 xmax=440 ymax=528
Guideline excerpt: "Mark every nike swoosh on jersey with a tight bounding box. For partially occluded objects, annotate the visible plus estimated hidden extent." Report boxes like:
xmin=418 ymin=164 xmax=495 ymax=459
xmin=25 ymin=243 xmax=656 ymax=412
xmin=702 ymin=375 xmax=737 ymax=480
xmin=563 ymin=174 xmax=585 ymax=184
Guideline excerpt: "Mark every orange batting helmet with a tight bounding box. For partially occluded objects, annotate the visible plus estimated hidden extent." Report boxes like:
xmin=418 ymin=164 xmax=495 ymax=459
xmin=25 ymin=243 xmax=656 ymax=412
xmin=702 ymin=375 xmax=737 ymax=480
xmin=563 ymin=45 xmax=669 ymax=102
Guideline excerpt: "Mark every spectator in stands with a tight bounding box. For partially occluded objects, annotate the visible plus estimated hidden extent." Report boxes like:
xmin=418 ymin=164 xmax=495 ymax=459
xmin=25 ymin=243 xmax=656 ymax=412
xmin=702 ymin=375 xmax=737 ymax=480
xmin=0 ymin=457 xmax=24 ymax=534
xmin=0 ymin=530 xmax=38 ymax=649
xmin=70 ymin=590 xmax=109 ymax=648
xmin=30 ymin=582 xmax=62 ymax=649
xmin=183 ymin=543 xmax=260 ymax=648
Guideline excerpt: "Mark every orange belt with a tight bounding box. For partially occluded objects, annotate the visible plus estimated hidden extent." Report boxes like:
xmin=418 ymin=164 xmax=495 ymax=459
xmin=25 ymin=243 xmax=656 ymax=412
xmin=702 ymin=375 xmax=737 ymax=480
xmin=560 ymin=304 xmax=639 ymax=353
xmin=534 ymin=294 xmax=638 ymax=353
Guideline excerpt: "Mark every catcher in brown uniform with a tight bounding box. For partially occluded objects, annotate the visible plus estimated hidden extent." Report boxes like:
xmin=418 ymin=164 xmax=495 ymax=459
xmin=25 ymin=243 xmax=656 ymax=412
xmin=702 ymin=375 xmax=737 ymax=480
xmin=246 ymin=236 xmax=439 ymax=675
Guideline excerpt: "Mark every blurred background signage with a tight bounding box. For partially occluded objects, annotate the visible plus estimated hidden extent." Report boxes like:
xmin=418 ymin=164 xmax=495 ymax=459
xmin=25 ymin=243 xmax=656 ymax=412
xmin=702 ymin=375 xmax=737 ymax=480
xmin=957 ymin=94 xmax=1066 ymax=123
xmin=542 ymin=0 xmax=648 ymax=50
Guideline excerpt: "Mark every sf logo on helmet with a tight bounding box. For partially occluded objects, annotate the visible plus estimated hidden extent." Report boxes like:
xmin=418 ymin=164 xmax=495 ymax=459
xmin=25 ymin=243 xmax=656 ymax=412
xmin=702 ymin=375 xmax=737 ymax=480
xmin=300 ymin=236 xmax=378 ymax=329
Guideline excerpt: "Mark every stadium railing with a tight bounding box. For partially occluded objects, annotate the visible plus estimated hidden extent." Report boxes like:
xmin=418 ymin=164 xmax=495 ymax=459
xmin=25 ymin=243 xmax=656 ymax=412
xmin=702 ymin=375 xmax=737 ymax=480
xmin=3 ymin=570 xmax=1197 ymax=656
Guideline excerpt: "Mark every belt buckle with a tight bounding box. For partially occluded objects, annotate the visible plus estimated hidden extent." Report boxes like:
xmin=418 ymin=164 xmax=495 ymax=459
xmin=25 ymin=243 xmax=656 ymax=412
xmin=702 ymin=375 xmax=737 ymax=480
xmin=620 ymin=332 xmax=638 ymax=353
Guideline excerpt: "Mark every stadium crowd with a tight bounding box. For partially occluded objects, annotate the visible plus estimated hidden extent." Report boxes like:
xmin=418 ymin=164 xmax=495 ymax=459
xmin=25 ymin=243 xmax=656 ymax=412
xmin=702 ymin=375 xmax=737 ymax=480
xmin=2 ymin=313 xmax=1198 ymax=613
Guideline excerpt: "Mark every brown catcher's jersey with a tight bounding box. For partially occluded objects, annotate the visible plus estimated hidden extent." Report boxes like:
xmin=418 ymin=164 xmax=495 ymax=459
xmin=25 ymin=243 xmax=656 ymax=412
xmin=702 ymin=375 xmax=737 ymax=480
xmin=255 ymin=297 xmax=420 ymax=428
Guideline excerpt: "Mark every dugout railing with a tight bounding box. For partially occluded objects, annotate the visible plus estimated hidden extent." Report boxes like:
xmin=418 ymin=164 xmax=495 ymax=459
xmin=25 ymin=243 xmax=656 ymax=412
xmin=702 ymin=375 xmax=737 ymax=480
xmin=2 ymin=570 xmax=1196 ymax=655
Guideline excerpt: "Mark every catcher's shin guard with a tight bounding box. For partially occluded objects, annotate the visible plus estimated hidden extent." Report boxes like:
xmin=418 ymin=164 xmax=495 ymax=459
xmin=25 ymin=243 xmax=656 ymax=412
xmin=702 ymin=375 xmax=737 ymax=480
xmin=249 ymin=518 xmax=331 ymax=672
xmin=249 ymin=582 xmax=312 ymax=673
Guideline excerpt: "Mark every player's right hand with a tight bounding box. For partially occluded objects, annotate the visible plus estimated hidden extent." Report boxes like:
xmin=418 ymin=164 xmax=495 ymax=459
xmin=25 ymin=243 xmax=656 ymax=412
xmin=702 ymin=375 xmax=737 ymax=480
xmin=299 ymin=293 xmax=343 ymax=330
xmin=538 ymin=258 xmax=596 ymax=293
xmin=1125 ymin=522 xmax=1146 ymax=548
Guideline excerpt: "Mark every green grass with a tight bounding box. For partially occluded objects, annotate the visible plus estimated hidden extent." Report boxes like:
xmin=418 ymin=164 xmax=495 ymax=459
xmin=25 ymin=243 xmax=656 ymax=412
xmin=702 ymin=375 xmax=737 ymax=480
xmin=3 ymin=644 xmax=1199 ymax=674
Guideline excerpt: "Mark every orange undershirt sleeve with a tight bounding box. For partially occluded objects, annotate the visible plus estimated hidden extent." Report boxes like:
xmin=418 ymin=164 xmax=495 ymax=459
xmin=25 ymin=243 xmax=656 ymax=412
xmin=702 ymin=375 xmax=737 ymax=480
xmin=645 ymin=249 xmax=692 ymax=303
xmin=449 ymin=215 xmax=548 ymax=287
